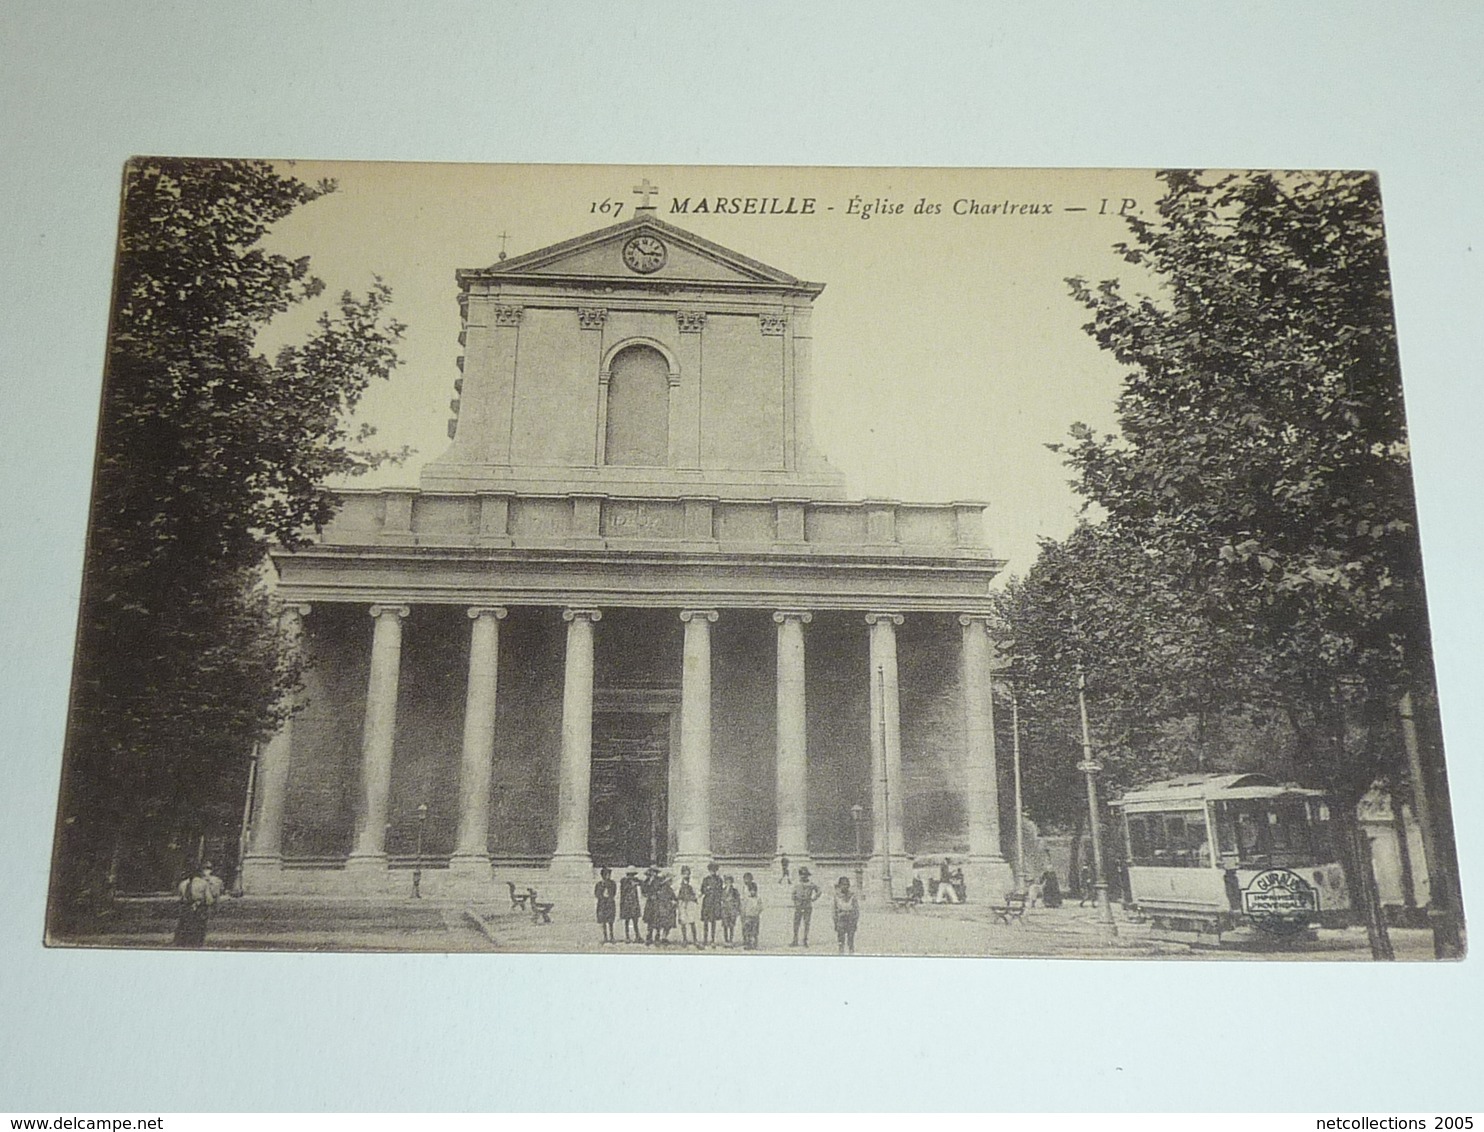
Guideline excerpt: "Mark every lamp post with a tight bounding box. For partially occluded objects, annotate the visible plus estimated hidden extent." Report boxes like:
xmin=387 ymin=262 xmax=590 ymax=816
xmin=1075 ymin=665 xmax=1117 ymax=935
xmin=1010 ymin=683 xmax=1025 ymax=892
xmin=412 ymin=802 xmax=428 ymax=899
xmin=1399 ymin=691 xmax=1463 ymax=959
xmin=851 ymin=803 xmax=865 ymax=896
xmin=232 ymin=742 xmax=259 ymax=898
xmin=992 ymin=644 xmax=1027 ymax=893
xmin=877 ymin=664 xmax=894 ymax=901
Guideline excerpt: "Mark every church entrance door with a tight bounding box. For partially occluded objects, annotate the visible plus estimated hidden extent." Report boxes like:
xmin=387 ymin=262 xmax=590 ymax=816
xmin=589 ymin=711 xmax=670 ymax=868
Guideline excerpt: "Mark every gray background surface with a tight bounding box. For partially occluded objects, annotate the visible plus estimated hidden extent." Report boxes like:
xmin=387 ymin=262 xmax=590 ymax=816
xmin=2 ymin=0 xmax=1481 ymax=1112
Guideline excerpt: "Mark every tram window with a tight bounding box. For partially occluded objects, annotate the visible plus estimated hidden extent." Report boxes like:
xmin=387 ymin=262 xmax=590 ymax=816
xmin=1164 ymin=813 xmax=1206 ymax=867
xmin=1236 ymin=812 xmax=1261 ymax=854
xmin=1161 ymin=815 xmax=1187 ymax=864
xmin=1126 ymin=811 xmax=1210 ymax=867
xmin=1212 ymin=806 xmax=1238 ymax=855
xmin=1267 ymin=803 xmax=1310 ymax=854
xmin=1127 ymin=816 xmax=1151 ymax=863
xmin=1268 ymin=809 xmax=1290 ymax=850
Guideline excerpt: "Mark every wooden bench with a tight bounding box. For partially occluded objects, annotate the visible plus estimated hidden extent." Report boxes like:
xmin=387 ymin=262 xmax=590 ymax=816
xmin=990 ymin=891 xmax=1028 ymax=925
xmin=506 ymin=882 xmax=531 ymax=912
xmin=528 ymin=889 xmax=554 ymax=924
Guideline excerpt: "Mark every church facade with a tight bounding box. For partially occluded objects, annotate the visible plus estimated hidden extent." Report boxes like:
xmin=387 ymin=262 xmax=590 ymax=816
xmin=242 ymin=202 xmax=1014 ymax=903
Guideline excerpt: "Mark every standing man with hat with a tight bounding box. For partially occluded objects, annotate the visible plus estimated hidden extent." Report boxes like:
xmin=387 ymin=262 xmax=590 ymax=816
xmin=790 ymin=865 xmax=821 ymax=947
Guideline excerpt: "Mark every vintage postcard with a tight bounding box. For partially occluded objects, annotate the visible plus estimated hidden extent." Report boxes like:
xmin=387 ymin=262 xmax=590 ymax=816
xmin=47 ymin=161 xmax=1465 ymax=959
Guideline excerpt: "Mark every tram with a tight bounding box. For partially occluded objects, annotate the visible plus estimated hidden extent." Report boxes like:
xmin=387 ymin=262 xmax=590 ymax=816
xmin=1111 ymin=773 xmax=1352 ymax=945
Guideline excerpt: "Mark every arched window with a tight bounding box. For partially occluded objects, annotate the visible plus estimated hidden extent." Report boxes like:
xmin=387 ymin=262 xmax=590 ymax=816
xmin=604 ymin=344 xmax=670 ymax=466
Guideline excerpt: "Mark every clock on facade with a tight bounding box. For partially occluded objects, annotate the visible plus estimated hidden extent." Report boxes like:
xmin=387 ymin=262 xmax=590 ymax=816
xmin=622 ymin=235 xmax=668 ymax=274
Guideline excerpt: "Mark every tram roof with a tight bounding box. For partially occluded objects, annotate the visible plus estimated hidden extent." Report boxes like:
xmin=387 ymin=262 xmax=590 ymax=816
xmin=1112 ymin=772 xmax=1327 ymax=812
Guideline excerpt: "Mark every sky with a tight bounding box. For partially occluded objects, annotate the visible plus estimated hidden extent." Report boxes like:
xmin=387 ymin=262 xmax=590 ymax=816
xmin=261 ymin=162 xmax=1163 ymax=577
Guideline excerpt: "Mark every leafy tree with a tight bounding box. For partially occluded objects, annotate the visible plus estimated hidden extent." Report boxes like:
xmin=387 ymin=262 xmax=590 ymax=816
xmin=992 ymin=520 xmax=1272 ymax=896
xmin=51 ymin=158 xmax=405 ymax=932
xmin=994 ymin=521 xmax=1263 ymax=808
xmin=1000 ymin=170 xmax=1460 ymax=955
xmin=1059 ymin=171 xmax=1433 ymax=805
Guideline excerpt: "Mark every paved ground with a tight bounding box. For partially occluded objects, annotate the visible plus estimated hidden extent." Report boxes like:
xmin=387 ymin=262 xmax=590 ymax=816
xmin=58 ymin=895 xmax=1440 ymax=960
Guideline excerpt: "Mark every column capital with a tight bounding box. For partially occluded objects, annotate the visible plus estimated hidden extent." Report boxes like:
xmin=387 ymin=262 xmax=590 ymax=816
xmin=773 ymin=610 xmax=813 ymax=624
xmin=958 ymin=613 xmax=994 ymax=630
xmin=562 ymin=607 xmax=602 ymax=623
xmin=864 ymin=611 xmax=904 ymax=626
xmin=680 ymin=609 xmax=719 ymax=623
xmin=368 ymin=604 xmax=411 ymax=620
xmin=277 ymin=603 xmax=312 ymax=631
xmin=467 ymin=606 xmax=509 ymax=621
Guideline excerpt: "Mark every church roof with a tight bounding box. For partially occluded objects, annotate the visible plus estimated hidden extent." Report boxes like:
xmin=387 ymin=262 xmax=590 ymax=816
xmin=455 ymin=212 xmax=824 ymax=296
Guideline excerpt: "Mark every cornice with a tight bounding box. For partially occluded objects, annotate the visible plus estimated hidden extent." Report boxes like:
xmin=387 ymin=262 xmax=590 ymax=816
xmin=463 ymin=213 xmax=818 ymax=290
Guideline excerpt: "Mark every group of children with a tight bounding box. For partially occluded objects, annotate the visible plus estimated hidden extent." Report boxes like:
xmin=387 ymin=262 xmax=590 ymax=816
xmin=593 ymin=861 xmax=862 ymax=953
xmin=594 ymin=862 xmax=764 ymax=949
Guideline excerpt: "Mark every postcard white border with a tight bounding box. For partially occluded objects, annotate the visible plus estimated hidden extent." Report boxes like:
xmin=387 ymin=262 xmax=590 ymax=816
xmin=2 ymin=0 xmax=1481 ymax=1113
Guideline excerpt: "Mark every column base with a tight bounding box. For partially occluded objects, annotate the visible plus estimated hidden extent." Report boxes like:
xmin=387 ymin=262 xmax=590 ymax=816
xmin=546 ymin=852 xmax=595 ymax=884
xmin=239 ymin=854 xmax=283 ymax=895
xmin=343 ymin=852 xmax=392 ymax=895
xmin=672 ymin=852 xmax=716 ymax=878
xmin=447 ymin=852 xmax=495 ymax=877
xmin=773 ymin=852 xmax=814 ymax=887
xmin=865 ymin=854 xmax=914 ymax=904
xmin=538 ymin=854 xmax=597 ymax=908
xmin=961 ymin=855 xmax=1017 ymax=904
xmin=441 ymin=854 xmax=496 ymax=895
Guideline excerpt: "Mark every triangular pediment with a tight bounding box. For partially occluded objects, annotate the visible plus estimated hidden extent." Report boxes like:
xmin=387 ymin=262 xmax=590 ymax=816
xmin=459 ymin=214 xmax=818 ymax=291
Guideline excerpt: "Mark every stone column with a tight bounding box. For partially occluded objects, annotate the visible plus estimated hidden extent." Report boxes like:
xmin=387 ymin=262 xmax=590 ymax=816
xmin=866 ymin=612 xmax=907 ymax=896
xmin=552 ymin=608 xmax=601 ymax=878
xmin=676 ymin=609 xmax=718 ymax=868
xmin=773 ymin=610 xmax=812 ymax=875
xmin=348 ymin=604 xmax=410 ymax=880
xmin=242 ymin=603 xmax=311 ymax=890
xmin=960 ymin=614 xmax=1013 ymax=901
xmin=450 ymin=605 xmax=507 ymax=881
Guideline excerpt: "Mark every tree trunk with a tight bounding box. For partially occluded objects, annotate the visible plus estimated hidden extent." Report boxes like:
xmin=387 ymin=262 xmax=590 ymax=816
xmin=1339 ymin=808 xmax=1394 ymax=961
xmin=1288 ymin=700 xmax=1395 ymax=960
xmin=1399 ymin=691 xmax=1465 ymax=959
xmin=1391 ymin=799 xmax=1417 ymax=912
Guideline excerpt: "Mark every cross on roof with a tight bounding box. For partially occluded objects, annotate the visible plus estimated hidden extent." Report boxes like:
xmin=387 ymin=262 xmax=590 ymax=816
xmin=496 ymin=230 xmax=511 ymax=260
xmin=633 ymin=178 xmax=659 ymax=209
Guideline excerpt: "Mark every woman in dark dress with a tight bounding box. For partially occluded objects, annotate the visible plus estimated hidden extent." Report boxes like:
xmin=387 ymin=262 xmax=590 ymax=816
xmin=594 ymin=866 xmax=617 ymax=944
xmin=619 ymin=867 xmax=643 ymax=943
xmin=641 ymin=866 xmax=661 ymax=945
xmin=699 ymin=861 xmax=724 ymax=947
xmin=1041 ymin=868 xmax=1063 ymax=908
xmin=653 ymin=872 xmax=678 ymax=945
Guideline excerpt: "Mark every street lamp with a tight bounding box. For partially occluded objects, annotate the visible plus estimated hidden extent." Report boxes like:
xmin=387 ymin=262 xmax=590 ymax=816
xmin=1010 ymin=682 xmax=1026 ymax=892
xmin=992 ymin=644 xmax=1027 ymax=893
xmin=412 ymin=802 xmax=428 ymax=899
xmin=851 ymin=803 xmax=865 ymax=896
xmin=1075 ymin=665 xmax=1117 ymax=935
xmin=233 ymin=741 xmax=260 ymax=898
xmin=877 ymin=664 xmax=894 ymax=900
